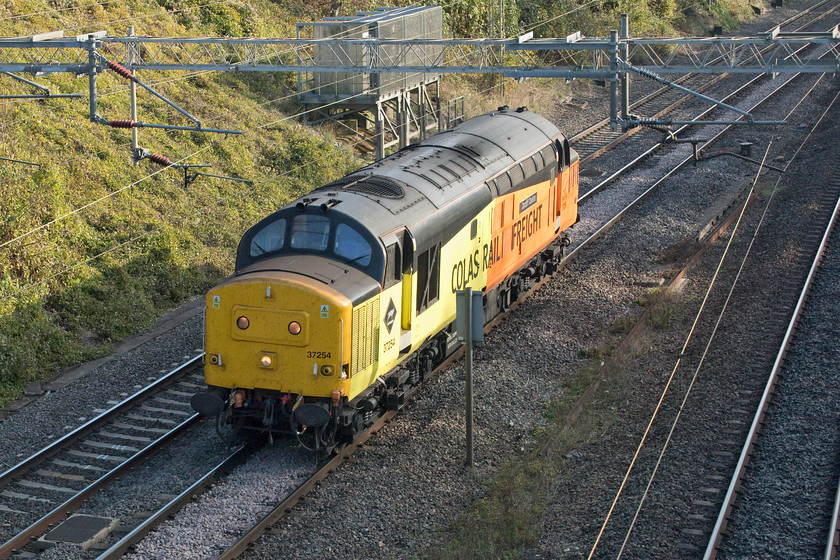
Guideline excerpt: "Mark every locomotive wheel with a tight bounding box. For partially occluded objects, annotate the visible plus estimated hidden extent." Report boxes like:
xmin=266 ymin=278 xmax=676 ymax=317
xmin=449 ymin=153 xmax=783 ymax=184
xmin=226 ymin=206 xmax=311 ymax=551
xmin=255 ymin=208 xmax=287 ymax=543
xmin=214 ymin=404 xmax=241 ymax=448
xmin=499 ymin=288 xmax=510 ymax=312
xmin=221 ymin=414 xmax=243 ymax=448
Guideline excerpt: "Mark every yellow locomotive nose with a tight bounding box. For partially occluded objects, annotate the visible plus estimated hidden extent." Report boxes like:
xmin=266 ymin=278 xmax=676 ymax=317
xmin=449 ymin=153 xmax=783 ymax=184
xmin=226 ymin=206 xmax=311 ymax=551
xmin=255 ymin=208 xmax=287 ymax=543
xmin=204 ymin=274 xmax=352 ymax=399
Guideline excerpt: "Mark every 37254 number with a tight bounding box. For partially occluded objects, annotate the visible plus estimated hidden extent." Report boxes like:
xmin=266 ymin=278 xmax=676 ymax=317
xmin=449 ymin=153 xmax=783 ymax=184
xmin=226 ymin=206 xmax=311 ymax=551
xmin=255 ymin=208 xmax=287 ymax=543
xmin=307 ymin=351 xmax=331 ymax=359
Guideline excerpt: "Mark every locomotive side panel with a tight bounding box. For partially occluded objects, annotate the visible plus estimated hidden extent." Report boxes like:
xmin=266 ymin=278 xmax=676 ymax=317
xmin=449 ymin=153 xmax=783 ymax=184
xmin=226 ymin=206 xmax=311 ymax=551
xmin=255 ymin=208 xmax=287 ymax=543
xmin=345 ymin=282 xmax=401 ymax=399
xmin=400 ymin=200 xmax=493 ymax=355
xmin=345 ymin=202 xmax=491 ymax=395
xmin=486 ymin=179 xmax=556 ymax=290
xmin=557 ymin=159 xmax=580 ymax=231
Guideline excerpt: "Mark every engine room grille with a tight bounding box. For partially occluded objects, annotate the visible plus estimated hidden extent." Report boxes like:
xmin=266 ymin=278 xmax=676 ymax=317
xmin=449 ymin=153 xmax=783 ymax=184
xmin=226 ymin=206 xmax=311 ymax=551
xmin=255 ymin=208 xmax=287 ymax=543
xmin=317 ymin=175 xmax=405 ymax=199
xmin=351 ymin=298 xmax=380 ymax=376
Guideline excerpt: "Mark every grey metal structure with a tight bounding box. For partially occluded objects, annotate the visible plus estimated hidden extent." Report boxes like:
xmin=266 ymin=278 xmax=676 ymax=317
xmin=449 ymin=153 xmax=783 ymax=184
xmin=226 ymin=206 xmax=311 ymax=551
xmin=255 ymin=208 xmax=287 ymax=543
xmin=1 ymin=15 xmax=839 ymax=146
xmin=297 ymin=6 xmax=444 ymax=159
xmin=299 ymin=6 xmax=441 ymax=101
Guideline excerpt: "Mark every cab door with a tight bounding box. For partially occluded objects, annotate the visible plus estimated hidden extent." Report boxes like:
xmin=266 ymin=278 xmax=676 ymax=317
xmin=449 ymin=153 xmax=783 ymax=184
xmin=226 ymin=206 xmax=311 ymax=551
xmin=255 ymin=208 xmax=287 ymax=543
xmin=399 ymin=229 xmax=415 ymax=352
xmin=374 ymin=229 xmax=405 ymax=368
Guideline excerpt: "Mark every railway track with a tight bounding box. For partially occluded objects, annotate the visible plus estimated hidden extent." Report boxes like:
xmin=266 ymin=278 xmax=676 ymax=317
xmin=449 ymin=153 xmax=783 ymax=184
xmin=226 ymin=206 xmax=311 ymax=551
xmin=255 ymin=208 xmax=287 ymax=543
xmin=0 ymin=356 xmax=203 ymax=558
xmin=208 ymin=29 xmax=840 ymax=560
xmin=705 ymin=171 xmax=840 ymax=558
xmin=569 ymin=27 xmax=840 ymax=560
xmin=569 ymin=0 xmax=840 ymax=198
xmin=4 ymin=4 xmax=838 ymax=558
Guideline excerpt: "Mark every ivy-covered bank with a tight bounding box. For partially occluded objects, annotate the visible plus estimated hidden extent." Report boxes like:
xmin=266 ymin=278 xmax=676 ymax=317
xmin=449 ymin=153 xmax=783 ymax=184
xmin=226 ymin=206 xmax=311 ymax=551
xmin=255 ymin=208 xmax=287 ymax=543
xmin=0 ymin=0 xmax=761 ymax=404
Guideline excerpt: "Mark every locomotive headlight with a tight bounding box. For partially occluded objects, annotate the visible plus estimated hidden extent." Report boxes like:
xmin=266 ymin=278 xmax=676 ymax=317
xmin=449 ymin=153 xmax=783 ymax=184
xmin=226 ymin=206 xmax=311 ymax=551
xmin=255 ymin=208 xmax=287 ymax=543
xmin=259 ymin=352 xmax=276 ymax=369
xmin=288 ymin=321 xmax=302 ymax=335
xmin=236 ymin=316 xmax=250 ymax=330
xmin=320 ymin=364 xmax=335 ymax=377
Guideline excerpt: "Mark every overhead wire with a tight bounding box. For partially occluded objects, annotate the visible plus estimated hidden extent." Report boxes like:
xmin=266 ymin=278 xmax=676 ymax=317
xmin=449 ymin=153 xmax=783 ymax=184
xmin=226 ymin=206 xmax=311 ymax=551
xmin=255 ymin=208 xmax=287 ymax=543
xmin=0 ymin=69 xmax=364 ymax=252
xmin=0 ymin=4 xmax=397 ymax=200
xmin=0 ymin=0 xmax=510 ymax=298
xmin=585 ymin=73 xmax=836 ymax=559
xmin=15 ymin=0 xmax=239 ymax=36
xmin=522 ymin=0 xmax=603 ymax=36
xmin=1 ymin=0 xmax=576 ymax=143
xmin=0 ymin=64 xmax=508 ymax=302
xmin=0 ymin=130 xmax=376 ymax=303
xmin=0 ymin=69 xmax=428 ymax=276
xmin=0 ymin=0 xmax=126 ymax=24
xmin=0 ymin=39 xmax=516 ymax=300
xmin=0 ymin=0 xmax=471 ymax=150
xmin=3 ymin=15 xmax=389 ymax=157
xmin=612 ymin=75 xmax=839 ymax=558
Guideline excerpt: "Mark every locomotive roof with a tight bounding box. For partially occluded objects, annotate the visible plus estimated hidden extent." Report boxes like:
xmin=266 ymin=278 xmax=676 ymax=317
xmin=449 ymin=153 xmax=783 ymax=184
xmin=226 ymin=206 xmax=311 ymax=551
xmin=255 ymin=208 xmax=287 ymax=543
xmin=302 ymin=107 xmax=564 ymax=250
xmin=236 ymin=108 xmax=566 ymax=276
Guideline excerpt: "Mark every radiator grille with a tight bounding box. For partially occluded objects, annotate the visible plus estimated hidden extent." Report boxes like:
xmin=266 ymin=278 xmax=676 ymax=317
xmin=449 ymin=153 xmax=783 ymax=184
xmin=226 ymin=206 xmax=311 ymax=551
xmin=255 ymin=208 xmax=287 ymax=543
xmin=351 ymin=299 xmax=380 ymax=376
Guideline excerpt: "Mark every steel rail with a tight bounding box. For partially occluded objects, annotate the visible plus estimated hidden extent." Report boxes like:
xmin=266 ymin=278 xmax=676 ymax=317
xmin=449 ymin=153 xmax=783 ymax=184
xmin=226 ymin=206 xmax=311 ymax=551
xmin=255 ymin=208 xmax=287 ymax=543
xmin=702 ymin=165 xmax=840 ymax=560
xmin=573 ymin=34 xmax=838 ymax=558
xmin=214 ymin=334 xmax=474 ymax=560
xmin=209 ymin=63 xmax=798 ymax=560
xmin=0 ymin=354 xmax=201 ymax=483
xmin=214 ymin=413 xmax=395 ymax=560
xmin=206 ymin=27 xmax=830 ymax=560
xmin=574 ymin=76 xmax=763 ymax=203
xmin=826 ymin=470 xmax=840 ymax=559
xmin=0 ymin=355 xmax=203 ymax=559
xmin=0 ymin=416 xmax=201 ymax=558
xmin=575 ymin=12 xmax=833 ymax=208
xmin=568 ymin=73 xmax=799 ymax=267
xmin=94 ymin=445 xmax=252 ymax=560
xmin=108 ymin=10 xmax=839 ymax=557
xmin=571 ymin=73 xmax=726 ymax=164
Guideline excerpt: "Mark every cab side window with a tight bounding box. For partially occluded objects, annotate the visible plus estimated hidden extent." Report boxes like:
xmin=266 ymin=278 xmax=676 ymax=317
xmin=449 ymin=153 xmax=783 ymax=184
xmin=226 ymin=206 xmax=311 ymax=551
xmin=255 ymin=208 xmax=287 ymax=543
xmin=384 ymin=243 xmax=401 ymax=288
xmin=416 ymin=243 xmax=440 ymax=313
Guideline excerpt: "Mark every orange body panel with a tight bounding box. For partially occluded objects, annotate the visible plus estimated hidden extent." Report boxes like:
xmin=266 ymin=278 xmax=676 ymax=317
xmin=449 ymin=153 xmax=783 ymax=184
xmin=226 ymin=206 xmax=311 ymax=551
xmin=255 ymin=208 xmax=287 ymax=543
xmin=559 ymin=160 xmax=580 ymax=230
xmin=486 ymin=162 xmax=578 ymax=290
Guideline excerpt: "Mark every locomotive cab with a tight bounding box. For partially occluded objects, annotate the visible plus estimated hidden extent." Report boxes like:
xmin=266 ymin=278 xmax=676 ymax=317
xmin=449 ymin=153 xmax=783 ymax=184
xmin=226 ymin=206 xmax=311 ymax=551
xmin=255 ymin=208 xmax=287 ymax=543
xmin=197 ymin=205 xmax=389 ymax=447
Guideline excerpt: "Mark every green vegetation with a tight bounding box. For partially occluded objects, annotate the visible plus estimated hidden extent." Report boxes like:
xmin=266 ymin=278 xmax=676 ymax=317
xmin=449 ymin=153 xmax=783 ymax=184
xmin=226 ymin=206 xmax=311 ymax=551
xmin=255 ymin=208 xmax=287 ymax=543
xmin=0 ymin=0 xmax=365 ymax=402
xmin=0 ymin=0 xmax=762 ymax=411
xmin=427 ymin=348 xmax=626 ymax=559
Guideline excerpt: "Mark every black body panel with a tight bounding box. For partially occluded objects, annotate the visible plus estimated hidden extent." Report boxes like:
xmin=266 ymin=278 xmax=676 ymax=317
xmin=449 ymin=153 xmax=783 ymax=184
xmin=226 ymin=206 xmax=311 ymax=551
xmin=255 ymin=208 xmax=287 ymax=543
xmin=236 ymin=254 xmax=381 ymax=305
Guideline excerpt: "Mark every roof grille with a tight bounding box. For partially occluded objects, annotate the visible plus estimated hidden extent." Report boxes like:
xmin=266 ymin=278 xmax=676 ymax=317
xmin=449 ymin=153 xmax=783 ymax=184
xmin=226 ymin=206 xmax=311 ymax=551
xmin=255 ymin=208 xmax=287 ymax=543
xmin=317 ymin=175 xmax=405 ymax=199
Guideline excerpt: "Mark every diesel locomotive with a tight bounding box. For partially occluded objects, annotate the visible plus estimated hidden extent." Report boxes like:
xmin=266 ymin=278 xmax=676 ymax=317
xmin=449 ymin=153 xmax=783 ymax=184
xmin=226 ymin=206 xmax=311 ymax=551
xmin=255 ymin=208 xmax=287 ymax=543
xmin=191 ymin=106 xmax=579 ymax=451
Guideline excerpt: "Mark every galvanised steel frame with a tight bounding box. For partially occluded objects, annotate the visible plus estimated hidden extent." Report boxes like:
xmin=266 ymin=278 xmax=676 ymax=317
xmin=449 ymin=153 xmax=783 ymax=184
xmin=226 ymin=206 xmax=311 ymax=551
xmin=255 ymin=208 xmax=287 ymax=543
xmin=1 ymin=22 xmax=838 ymax=134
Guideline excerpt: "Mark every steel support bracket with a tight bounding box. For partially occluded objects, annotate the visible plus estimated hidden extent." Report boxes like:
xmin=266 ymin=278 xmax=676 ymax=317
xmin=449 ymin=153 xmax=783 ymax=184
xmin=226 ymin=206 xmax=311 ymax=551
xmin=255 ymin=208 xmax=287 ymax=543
xmin=0 ymin=71 xmax=82 ymax=99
